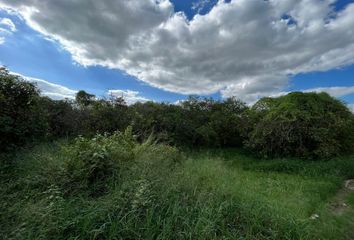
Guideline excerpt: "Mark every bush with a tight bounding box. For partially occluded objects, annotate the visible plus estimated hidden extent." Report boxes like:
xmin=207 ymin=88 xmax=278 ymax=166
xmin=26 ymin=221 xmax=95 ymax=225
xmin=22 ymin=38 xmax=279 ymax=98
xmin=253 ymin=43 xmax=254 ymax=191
xmin=62 ymin=127 xmax=136 ymax=194
xmin=0 ymin=67 xmax=48 ymax=151
xmin=129 ymin=97 xmax=247 ymax=147
xmin=245 ymin=92 xmax=354 ymax=159
xmin=62 ymin=127 xmax=181 ymax=195
xmin=38 ymin=97 xmax=80 ymax=138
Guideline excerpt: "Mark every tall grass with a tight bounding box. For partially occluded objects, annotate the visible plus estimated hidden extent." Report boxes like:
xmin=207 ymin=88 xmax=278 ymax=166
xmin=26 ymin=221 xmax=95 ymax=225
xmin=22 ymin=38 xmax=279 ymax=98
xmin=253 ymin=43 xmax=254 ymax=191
xmin=1 ymin=140 xmax=354 ymax=239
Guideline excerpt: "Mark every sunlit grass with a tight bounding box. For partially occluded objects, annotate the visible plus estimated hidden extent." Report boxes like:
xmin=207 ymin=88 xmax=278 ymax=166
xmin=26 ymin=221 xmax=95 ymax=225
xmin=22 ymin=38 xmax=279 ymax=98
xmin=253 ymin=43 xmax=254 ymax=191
xmin=1 ymin=143 xmax=354 ymax=239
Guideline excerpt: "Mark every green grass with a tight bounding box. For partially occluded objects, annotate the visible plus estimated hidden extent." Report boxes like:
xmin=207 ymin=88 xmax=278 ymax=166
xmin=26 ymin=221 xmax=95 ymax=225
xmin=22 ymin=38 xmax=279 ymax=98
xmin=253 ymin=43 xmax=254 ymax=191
xmin=348 ymin=192 xmax=354 ymax=208
xmin=1 ymin=143 xmax=354 ymax=239
xmin=184 ymin=150 xmax=354 ymax=239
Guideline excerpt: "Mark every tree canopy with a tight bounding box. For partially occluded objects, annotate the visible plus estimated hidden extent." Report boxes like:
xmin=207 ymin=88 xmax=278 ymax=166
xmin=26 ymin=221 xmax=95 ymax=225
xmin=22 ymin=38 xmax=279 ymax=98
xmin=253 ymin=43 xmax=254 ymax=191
xmin=1 ymin=67 xmax=353 ymax=159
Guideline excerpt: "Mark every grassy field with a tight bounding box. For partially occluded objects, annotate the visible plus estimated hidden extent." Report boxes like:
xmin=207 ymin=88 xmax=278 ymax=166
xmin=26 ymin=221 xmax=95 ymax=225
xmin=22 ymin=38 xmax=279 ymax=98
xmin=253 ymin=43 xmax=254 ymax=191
xmin=1 ymin=141 xmax=354 ymax=240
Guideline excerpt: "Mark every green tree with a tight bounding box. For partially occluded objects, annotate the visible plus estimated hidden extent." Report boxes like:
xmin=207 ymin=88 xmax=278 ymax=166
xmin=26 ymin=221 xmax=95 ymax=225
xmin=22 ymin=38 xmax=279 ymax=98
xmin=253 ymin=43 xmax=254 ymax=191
xmin=0 ymin=67 xmax=47 ymax=151
xmin=39 ymin=97 xmax=80 ymax=138
xmin=245 ymin=92 xmax=354 ymax=159
xmin=75 ymin=90 xmax=95 ymax=107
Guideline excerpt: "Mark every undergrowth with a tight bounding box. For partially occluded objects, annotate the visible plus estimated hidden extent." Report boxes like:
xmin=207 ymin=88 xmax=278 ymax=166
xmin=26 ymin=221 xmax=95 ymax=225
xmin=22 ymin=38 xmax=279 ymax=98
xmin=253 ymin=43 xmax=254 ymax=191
xmin=1 ymin=137 xmax=354 ymax=239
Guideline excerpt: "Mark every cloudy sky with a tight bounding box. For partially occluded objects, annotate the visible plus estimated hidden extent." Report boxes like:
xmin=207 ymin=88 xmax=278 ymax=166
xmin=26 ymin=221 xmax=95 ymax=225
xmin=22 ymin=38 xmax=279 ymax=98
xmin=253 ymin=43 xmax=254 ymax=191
xmin=0 ymin=0 xmax=354 ymax=106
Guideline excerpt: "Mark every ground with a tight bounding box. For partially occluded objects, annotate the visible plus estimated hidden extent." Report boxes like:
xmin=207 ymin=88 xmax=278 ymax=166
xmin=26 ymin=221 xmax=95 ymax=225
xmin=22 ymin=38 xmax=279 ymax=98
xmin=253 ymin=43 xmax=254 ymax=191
xmin=1 ymin=142 xmax=354 ymax=239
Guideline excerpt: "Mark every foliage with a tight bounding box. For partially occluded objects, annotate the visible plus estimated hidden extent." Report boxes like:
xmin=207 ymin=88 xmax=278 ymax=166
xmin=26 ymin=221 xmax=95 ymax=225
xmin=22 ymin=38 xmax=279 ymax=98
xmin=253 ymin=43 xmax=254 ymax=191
xmin=84 ymin=98 xmax=129 ymax=135
xmin=244 ymin=92 xmax=354 ymax=159
xmin=62 ymin=128 xmax=136 ymax=194
xmin=38 ymin=97 xmax=80 ymax=138
xmin=0 ymin=67 xmax=48 ymax=151
xmin=75 ymin=90 xmax=95 ymax=107
xmin=61 ymin=127 xmax=181 ymax=195
xmin=129 ymin=96 xmax=248 ymax=147
xmin=1 ymin=66 xmax=353 ymax=159
xmin=1 ymin=144 xmax=354 ymax=239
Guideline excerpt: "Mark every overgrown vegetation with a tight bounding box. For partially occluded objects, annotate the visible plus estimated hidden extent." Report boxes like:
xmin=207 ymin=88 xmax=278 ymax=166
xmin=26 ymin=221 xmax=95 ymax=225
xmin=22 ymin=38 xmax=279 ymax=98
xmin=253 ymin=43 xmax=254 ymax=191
xmin=61 ymin=127 xmax=181 ymax=196
xmin=1 ymin=66 xmax=354 ymax=239
xmin=1 ymin=141 xmax=354 ymax=239
xmin=0 ymin=67 xmax=47 ymax=151
xmin=1 ymin=67 xmax=353 ymax=158
xmin=244 ymin=93 xmax=354 ymax=158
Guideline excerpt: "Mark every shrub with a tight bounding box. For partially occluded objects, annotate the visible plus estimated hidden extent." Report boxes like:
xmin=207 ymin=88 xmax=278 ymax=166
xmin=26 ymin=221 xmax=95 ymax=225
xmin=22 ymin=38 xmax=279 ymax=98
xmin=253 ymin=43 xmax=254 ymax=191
xmin=62 ymin=127 xmax=136 ymax=194
xmin=62 ymin=127 xmax=181 ymax=194
xmin=134 ymin=137 xmax=182 ymax=177
xmin=0 ymin=67 xmax=48 ymax=151
xmin=38 ymin=97 xmax=80 ymax=138
xmin=129 ymin=97 xmax=247 ymax=147
xmin=245 ymin=92 xmax=354 ymax=159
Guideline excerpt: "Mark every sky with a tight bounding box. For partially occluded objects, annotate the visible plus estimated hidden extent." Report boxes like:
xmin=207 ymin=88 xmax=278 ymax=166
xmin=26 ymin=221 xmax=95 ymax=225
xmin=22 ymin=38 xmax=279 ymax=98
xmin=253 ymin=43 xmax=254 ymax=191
xmin=0 ymin=0 xmax=353 ymax=109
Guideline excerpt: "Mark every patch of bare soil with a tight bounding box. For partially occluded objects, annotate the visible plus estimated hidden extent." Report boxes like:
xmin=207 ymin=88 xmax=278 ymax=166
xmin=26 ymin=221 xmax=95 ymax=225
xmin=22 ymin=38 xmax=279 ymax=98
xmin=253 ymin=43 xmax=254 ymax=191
xmin=329 ymin=180 xmax=354 ymax=239
xmin=330 ymin=180 xmax=354 ymax=215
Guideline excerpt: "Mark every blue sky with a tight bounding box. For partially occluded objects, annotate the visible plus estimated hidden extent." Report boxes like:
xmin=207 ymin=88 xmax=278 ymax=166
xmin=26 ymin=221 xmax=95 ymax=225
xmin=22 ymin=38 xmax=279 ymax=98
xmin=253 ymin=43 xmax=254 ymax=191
xmin=0 ymin=0 xmax=354 ymax=107
xmin=0 ymin=9 xmax=191 ymax=103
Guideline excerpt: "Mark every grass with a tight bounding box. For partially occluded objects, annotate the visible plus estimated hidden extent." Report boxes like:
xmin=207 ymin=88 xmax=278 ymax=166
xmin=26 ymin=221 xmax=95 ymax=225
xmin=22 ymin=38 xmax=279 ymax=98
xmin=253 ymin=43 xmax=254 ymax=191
xmin=1 ymin=142 xmax=354 ymax=239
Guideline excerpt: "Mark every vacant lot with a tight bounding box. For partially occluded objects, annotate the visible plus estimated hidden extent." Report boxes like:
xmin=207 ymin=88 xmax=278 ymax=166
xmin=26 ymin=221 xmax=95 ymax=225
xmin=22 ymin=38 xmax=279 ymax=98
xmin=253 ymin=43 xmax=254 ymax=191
xmin=1 ymin=141 xmax=354 ymax=240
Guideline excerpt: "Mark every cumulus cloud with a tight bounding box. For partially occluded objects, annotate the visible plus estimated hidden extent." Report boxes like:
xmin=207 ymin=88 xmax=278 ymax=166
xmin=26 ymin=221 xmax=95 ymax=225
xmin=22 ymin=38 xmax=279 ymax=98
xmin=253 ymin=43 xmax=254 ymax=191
xmin=0 ymin=17 xmax=15 ymax=44
xmin=1 ymin=0 xmax=354 ymax=102
xmin=13 ymin=73 xmax=78 ymax=100
xmin=108 ymin=89 xmax=149 ymax=105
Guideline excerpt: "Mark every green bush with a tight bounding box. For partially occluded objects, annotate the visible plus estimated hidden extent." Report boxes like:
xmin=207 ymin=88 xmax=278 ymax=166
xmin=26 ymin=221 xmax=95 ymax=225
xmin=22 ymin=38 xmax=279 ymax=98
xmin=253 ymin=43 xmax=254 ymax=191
xmin=129 ymin=97 xmax=247 ymax=147
xmin=245 ymin=92 xmax=354 ymax=159
xmin=38 ymin=97 xmax=80 ymax=138
xmin=0 ymin=67 xmax=48 ymax=151
xmin=62 ymin=127 xmax=136 ymax=193
xmin=62 ymin=127 xmax=181 ymax=195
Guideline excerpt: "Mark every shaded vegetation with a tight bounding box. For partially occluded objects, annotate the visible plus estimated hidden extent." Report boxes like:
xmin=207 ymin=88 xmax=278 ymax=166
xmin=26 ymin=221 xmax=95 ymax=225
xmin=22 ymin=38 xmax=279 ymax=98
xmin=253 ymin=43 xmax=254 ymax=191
xmin=0 ymin=67 xmax=48 ymax=151
xmin=1 ymin=67 xmax=353 ymax=159
xmin=244 ymin=93 xmax=354 ymax=159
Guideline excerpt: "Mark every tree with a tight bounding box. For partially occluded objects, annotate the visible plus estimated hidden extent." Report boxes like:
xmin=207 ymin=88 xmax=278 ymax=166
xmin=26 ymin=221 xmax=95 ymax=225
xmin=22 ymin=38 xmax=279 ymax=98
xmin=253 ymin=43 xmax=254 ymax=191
xmin=39 ymin=97 xmax=80 ymax=138
xmin=245 ymin=92 xmax=354 ymax=159
xmin=75 ymin=90 xmax=95 ymax=107
xmin=0 ymin=67 xmax=47 ymax=151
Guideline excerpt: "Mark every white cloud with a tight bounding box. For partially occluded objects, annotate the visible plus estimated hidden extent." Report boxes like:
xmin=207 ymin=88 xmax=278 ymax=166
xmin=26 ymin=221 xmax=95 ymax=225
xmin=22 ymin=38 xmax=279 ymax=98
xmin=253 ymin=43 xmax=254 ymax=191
xmin=1 ymin=0 xmax=354 ymax=101
xmin=12 ymin=73 xmax=78 ymax=100
xmin=348 ymin=104 xmax=354 ymax=113
xmin=220 ymin=74 xmax=287 ymax=103
xmin=274 ymin=85 xmax=354 ymax=99
xmin=12 ymin=72 xmax=354 ymax=108
xmin=174 ymin=99 xmax=186 ymax=106
xmin=108 ymin=89 xmax=150 ymax=105
xmin=302 ymin=86 xmax=354 ymax=97
xmin=192 ymin=0 xmax=213 ymax=14
xmin=256 ymin=85 xmax=354 ymax=106
xmin=0 ymin=17 xmax=15 ymax=31
xmin=0 ymin=17 xmax=16 ymax=44
xmin=27 ymin=77 xmax=77 ymax=100
xmin=223 ymin=84 xmax=354 ymax=105
xmin=12 ymin=72 xmax=150 ymax=103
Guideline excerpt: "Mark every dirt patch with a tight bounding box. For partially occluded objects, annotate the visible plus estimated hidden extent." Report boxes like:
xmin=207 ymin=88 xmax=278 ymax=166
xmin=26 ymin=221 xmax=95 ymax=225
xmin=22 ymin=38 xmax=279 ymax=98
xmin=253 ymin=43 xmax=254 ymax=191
xmin=345 ymin=180 xmax=354 ymax=190
xmin=330 ymin=180 xmax=354 ymax=215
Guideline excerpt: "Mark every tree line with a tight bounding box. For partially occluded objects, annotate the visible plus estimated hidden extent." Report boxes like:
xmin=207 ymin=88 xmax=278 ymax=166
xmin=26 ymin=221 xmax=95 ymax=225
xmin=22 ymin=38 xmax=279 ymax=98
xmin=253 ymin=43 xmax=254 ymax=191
xmin=1 ymin=67 xmax=353 ymax=159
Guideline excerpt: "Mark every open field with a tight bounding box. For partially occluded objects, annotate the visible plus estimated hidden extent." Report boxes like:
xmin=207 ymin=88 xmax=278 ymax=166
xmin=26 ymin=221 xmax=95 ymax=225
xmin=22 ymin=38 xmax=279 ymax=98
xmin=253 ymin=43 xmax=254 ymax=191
xmin=1 ymin=141 xmax=354 ymax=240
